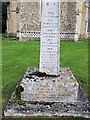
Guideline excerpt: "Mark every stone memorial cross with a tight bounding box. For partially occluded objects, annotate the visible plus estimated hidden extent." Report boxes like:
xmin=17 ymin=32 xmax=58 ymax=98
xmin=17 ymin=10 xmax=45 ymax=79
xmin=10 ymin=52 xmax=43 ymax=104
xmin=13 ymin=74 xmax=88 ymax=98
xmin=39 ymin=0 xmax=60 ymax=75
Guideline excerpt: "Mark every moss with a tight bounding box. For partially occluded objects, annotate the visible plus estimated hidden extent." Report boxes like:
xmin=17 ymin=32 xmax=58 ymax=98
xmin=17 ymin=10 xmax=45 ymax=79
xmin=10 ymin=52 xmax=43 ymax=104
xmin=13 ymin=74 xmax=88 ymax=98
xmin=14 ymin=86 xmax=55 ymax=106
xmin=15 ymin=85 xmax=24 ymax=100
xmin=16 ymin=100 xmax=27 ymax=105
xmin=14 ymin=94 xmax=55 ymax=106
xmin=68 ymin=79 xmax=77 ymax=83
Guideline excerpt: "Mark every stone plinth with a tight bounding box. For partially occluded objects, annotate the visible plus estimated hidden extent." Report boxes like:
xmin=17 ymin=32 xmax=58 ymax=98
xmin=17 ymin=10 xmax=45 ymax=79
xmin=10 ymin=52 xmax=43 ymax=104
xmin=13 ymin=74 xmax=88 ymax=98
xmin=20 ymin=68 xmax=79 ymax=102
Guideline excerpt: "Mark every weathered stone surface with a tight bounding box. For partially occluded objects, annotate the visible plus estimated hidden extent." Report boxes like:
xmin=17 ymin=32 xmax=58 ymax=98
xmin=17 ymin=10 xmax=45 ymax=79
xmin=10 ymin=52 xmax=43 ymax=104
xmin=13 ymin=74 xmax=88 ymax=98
xmin=17 ymin=2 xmax=41 ymax=41
xmin=17 ymin=2 xmax=77 ymax=41
xmin=20 ymin=68 xmax=79 ymax=102
xmin=4 ymin=81 xmax=90 ymax=118
xmin=60 ymin=2 xmax=76 ymax=33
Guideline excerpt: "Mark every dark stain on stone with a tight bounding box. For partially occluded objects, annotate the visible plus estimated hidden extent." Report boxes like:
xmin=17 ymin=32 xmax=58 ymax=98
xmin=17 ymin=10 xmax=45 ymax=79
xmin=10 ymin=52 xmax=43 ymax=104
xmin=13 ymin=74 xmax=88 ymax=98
xmin=29 ymin=71 xmax=58 ymax=77
xmin=16 ymin=85 xmax=24 ymax=99
xmin=53 ymin=80 xmax=55 ymax=82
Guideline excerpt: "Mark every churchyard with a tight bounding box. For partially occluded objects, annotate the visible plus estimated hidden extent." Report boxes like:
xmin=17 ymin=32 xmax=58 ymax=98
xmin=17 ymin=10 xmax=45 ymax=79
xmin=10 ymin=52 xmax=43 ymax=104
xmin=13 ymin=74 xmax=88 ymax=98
xmin=1 ymin=0 xmax=90 ymax=119
xmin=2 ymin=35 xmax=89 ymax=119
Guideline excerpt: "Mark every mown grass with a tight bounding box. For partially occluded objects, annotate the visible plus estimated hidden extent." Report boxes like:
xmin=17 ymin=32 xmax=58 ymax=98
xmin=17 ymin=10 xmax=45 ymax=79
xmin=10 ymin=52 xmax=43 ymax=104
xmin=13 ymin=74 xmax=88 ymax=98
xmin=2 ymin=35 xmax=89 ymax=119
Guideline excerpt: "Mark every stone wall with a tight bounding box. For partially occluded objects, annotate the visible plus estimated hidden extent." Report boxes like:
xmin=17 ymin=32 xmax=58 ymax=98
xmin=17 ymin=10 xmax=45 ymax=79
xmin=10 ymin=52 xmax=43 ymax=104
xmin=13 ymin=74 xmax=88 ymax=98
xmin=60 ymin=2 xmax=77 ymax=40
xmin=7 ymin=1 xmax=89 ymax=40
xmin=7 ymin=2 xmax=17 ymax=36
xmin=17 ymin=2 xmax=77 ymax=41
xmin=77 ymin=2 xmax=89 ymax=39
xmin=60 ymin=2 xmax=76 ymax=33
xmin=17 ymin=2 xmax=41 ymax=41
xmin=88 ymin=7 xmax=90 ymax=37
xmin=88 ymin=7 xmax=90 ymax=32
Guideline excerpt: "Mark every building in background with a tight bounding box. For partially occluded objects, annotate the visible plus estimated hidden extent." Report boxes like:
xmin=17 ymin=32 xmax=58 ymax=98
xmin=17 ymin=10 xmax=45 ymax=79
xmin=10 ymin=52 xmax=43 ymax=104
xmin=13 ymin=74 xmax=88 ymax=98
xmin=88 ymin=2 xmax=90 ymax=37
xmin=7 ymin=2 xmax=17 ymax=37
xmin=7 ymin=1 xmax=90 ymax=41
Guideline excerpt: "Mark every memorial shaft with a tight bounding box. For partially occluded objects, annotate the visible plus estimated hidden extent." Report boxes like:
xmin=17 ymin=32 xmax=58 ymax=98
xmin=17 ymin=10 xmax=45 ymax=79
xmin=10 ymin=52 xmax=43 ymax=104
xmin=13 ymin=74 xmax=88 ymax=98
xmin=39 ymin=0 xmax=60 ymax=75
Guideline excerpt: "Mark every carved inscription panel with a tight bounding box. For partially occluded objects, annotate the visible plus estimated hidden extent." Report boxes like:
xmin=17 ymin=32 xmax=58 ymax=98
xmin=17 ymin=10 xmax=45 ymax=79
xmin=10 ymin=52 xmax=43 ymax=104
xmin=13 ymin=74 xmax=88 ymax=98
xmin=39 ymin=1 xmax=60 ymax=75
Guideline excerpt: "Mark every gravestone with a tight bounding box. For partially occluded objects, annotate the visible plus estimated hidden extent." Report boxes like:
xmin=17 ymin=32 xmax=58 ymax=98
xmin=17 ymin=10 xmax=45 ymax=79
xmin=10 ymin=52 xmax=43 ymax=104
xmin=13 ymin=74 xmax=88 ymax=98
xmin=39 ymin=0 xmax=60 ymax=75
xmin=20 ymin=0 xmax=79 ymax=102
xmin=4 ymin=1 xmax=90 ymax=117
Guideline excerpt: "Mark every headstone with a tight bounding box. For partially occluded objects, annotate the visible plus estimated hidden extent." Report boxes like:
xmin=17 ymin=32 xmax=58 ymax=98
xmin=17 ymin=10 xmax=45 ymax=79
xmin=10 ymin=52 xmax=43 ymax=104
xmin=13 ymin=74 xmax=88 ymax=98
xmin=39 ymin=0 xmax=60 ymax=75
xmin=4 ymin=1 xmax=90 ymax=118
xmin=20 ymin=0 xmax=79 ymax=103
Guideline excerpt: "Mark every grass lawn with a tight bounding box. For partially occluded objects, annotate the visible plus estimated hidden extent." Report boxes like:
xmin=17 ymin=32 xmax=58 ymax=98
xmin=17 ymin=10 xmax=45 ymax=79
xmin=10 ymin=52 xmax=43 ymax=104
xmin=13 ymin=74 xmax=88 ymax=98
xmin=2 ymin=35 xmax=89 ymax=119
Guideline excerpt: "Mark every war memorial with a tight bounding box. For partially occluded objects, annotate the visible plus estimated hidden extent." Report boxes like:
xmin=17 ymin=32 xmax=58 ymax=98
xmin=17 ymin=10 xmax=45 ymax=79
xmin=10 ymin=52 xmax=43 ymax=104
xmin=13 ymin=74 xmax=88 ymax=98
xmin=4 ymin=0 xmax=90 ymax=118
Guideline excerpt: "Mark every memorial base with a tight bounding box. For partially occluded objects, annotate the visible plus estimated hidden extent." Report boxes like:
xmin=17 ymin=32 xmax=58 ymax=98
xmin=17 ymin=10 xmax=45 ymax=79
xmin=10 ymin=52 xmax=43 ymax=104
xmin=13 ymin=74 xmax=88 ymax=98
xmin=4 ymin=67 xmax=90 ymax=118
xmin=20 ymin=67 xmax=78 ymax=102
